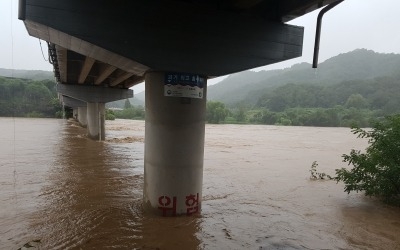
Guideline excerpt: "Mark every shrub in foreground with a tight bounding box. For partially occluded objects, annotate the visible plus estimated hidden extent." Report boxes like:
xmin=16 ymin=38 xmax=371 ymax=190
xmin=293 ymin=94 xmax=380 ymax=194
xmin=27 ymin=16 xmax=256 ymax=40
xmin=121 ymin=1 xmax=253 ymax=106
xmin=335 ymin=115 xmax=400 ymax=205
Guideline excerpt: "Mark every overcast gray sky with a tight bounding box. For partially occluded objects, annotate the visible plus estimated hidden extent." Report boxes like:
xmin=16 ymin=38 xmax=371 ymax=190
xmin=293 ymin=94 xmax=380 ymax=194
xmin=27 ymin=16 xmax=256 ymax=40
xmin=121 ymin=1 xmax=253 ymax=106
xmin=1 ymin=0 xmax=400 ymax=92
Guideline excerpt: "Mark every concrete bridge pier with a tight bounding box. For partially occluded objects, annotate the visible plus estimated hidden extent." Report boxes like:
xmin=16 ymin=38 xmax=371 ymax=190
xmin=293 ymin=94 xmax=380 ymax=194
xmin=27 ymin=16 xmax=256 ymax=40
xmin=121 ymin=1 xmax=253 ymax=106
xmin=60 ymin=95 xmax=87 ymax=124
xmin=72 ymin=108 xmax=78 ymax=120
xmin=57 ymin=84 xmax=133 ymax=141
xmin=87 ymin=102 xmax=105 ymax=140
xmin=77 ymin=106 xmax=87 ymax=127
xmin=144 ymin=71 xmax=207 ymax=216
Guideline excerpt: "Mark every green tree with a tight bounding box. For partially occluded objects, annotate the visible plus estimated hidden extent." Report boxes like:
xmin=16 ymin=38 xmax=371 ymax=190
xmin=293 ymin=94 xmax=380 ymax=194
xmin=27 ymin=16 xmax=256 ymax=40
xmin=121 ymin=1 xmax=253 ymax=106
xmin=206 ymin=101 xmax=228 ymax=124
xmin=105 ymin=109 xmax=116 ymax=120
xmin=340 ymin=108 xmax=370 ymax=127
xmin=345 ymin=93 xmax=368 ymax=109
xmin=234 ymin=106 xmax=247 ymax=123
xmin=335 ymin=114 xmax=400 ymax=205
xmin=114 ymin=105 xmax=145 ymax=120
xmin=0 ymin=77 xmax=62 ymax=118
xmin=134 ymin=105 xmax=145 ymax=119
xmin=46 ymin=97 xmax=63 ymax=117
xmin=24 ymin=83 xmax=51 ymax=104
xmin=261 ymin=110 xmax=278 ymax=125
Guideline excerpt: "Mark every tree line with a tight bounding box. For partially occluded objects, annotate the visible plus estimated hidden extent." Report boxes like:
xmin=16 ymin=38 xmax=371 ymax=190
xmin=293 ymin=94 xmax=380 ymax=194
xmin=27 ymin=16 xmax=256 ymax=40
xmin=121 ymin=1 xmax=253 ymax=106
xmin=106 ymin=99 xmax=145 ymax=120
xmin=3 ymin=72 xmax=400 ymax=128
xmin=0 ymin=76 xmax=62 ymax=118
xmin=0 ymin=76 xmax=147 ymax=120
xmin=206 ymin=74 xmax=400 ymax=127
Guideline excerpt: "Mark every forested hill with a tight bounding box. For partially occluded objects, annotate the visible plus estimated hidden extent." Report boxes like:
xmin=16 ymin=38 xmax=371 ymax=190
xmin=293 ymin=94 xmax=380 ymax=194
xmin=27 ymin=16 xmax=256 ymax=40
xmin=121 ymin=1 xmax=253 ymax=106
xmin=0 ymin=68 xmax=53 ymax=81
xmin=208 ymin=49 xmax=400 ymax=105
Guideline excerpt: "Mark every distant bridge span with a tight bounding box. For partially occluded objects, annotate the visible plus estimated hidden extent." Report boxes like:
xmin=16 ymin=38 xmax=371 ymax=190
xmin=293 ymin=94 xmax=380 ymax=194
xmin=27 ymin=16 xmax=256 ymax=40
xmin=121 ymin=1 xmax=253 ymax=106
xmin=19 ymin=0 xmax=342 ymax=216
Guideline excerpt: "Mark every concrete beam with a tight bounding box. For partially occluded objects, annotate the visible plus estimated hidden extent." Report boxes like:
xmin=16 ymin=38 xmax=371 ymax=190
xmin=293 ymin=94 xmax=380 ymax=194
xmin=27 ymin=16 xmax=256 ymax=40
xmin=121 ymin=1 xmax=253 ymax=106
xmin=57 ymin=84 xmax=133 ymax=103
xmin=56 ymin=45 xmax=67 ymax=83
xmin=61 ymin=95 xmax=87 ymax=108
xmin=280 ymin=0 xmax=339 ymax=22
xmin=110 ymin=72 xmax=134 ymax=87
xmin=95 ymin=64 xmax=117 ymax=85
xmin=78 ymin=56 xmax=95 ymax=84
xmin=21 ymin=0 xmax=304 ymax=77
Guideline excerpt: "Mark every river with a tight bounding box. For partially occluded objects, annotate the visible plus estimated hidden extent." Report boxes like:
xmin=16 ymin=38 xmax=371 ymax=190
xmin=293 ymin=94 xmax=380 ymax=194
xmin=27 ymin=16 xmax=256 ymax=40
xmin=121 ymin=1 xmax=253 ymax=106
xmin=0 ymin=118 xmax=399 ymax=249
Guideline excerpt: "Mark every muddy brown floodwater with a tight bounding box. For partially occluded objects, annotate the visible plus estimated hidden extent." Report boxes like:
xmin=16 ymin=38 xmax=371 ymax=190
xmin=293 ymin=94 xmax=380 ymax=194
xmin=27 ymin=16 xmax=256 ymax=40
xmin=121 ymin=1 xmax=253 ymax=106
xmin=0 ymin=118 xmax=399 ymax=249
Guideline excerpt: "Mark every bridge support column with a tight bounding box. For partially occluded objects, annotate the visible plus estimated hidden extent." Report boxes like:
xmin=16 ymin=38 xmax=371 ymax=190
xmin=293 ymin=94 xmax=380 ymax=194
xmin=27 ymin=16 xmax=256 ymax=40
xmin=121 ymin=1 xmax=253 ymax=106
xmin=87 ymin=102 xmax=105 ymax=140
xmin=78 ymin=106 xmax=87 ymax=127
xmin=72 ymin=108 xmax=78 ymax=120
xmin=144 ymin=71 xmax=207 ymax=216
xmin=57 ymin=84 xmax=132 ymax=140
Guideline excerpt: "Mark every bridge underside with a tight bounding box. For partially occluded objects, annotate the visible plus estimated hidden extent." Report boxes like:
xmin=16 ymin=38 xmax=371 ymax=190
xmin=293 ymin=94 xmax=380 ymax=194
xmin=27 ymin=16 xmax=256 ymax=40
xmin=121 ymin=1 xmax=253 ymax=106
xmin=17 ymin=0 xmax=337 ymax=84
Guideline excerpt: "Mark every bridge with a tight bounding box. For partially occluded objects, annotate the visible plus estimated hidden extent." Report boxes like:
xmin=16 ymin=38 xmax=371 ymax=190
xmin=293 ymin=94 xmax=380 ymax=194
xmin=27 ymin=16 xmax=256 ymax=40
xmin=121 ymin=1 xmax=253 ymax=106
xmin=19 ymin=0 xmax=342 ymax=216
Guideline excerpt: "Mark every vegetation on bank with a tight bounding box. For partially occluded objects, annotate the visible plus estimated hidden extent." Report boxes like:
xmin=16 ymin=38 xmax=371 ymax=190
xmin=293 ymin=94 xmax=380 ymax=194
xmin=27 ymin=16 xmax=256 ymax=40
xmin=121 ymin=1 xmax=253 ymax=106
xmin=206 ymin=74 xmax=400 ymax=127
xmin=0 ymin=77 xmax=144 ymax=120
xmin=110 ymin=99 xmax=145 ymax=120
xmin=310 ymin=115 xmax=400 ymax=206
xmin=2 ymin=73 xmax=400 ymax=128
xmin=335 ymin=115 xmax=400 ymax=205
xmin=0 ymin=76 xmax=62 ymax=118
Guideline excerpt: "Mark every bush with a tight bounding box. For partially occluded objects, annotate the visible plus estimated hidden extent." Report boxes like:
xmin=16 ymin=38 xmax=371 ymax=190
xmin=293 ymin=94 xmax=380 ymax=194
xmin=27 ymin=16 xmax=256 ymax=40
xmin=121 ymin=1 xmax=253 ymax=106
xmin=105 ymin=109 xmax=116 ymax=120
xmin=114 ymin=106 xmax=145 ymax=120
xmin=55 ymin=110 xmax=64 ymax=118
xmin=206 ymin=101 xmax=228 ymax=124
xmin=335 ymin=114 xmax=400 ymax=205
xmin=310 ymin=161 xmax=332 ymax=180
xmin=26 ymin=111 xmax=44 ymax=118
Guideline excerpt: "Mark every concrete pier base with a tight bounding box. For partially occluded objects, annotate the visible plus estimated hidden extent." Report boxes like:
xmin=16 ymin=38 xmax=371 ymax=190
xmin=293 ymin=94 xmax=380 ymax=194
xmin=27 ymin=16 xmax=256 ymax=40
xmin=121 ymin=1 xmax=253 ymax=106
xmin=72 ymin=108 xmax=78 ymax=120
xmin=78 ymin=106 xmax=87 ymax=127
xmin=87 ymin=102 xmax=105 ymax=140
xmin=143 ymin=71 xmax=207 ymax=216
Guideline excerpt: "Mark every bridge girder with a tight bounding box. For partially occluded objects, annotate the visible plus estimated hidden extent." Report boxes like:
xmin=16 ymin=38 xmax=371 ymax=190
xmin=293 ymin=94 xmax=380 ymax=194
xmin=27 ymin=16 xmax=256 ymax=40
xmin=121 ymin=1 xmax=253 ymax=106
xmin=19 ymin=0 xmax=336 ymax=88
